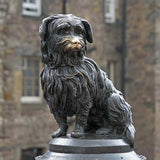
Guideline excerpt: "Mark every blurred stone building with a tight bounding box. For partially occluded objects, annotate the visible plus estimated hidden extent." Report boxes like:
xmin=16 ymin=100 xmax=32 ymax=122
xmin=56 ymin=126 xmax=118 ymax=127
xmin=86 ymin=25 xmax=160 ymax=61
xmin=0 ymin=0 xmax=159 ymax=160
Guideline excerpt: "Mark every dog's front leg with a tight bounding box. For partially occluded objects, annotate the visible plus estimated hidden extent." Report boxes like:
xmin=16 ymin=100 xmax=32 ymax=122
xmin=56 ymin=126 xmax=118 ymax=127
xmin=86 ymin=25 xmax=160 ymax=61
xmin=51 ymin=112 xmax=68 ymax=138
xmin=71 ymin=102 xmax=91 ymax=138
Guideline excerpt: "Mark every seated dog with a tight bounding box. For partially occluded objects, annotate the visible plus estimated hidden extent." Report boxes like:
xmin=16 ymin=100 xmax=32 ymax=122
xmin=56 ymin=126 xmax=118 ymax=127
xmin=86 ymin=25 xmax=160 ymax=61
xmin=39 ymin=14 xmax=135 ymax=147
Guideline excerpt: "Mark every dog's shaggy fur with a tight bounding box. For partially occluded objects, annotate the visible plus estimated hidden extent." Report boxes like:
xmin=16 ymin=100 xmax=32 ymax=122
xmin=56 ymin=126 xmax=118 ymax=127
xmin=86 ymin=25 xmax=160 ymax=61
xmin=39 ymin=14 xmax=135 ymax=147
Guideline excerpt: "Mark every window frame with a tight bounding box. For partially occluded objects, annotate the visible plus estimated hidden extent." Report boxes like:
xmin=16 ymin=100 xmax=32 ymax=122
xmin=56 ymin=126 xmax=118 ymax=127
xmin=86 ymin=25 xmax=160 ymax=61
xmin=21 ymin=56 xmax=42 ymax=104
xmin=22 ymin=0 xmax=42 ymax=17
xmin=107 ymin=60 xmax=116 ymax=85
xmin=104 ymin=0 xmax=117 ymax=23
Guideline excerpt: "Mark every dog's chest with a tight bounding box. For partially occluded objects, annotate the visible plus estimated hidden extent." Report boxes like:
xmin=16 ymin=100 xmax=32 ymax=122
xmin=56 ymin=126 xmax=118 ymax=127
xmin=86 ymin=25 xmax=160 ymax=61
xmin=42 ymin=65 xmax=94 ymax=116
xmin=56 ymin=72 xmax=91 ymax=116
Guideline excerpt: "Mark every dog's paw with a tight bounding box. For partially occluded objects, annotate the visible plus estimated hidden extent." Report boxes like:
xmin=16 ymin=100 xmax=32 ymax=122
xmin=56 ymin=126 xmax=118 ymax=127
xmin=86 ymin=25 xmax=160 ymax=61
xmin=51 ymin=126 xmax=67 ymax=138
xmin=96 ymin=128 xmax=110 ymax=135
xmin=71 ymin=124 xmax=84 ymax=138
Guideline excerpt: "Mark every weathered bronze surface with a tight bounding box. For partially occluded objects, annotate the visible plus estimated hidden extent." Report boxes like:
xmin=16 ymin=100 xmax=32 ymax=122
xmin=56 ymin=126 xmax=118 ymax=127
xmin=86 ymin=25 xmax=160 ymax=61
xmin=37 ymin=14 xmax=146 ymax=160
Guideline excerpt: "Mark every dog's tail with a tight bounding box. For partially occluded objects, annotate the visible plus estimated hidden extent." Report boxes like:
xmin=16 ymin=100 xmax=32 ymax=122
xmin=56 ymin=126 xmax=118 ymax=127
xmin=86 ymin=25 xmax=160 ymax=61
xmin=124 ymin=124 xmax=135 ymax=148
xmin=107 ymin=91 xmax=135 ymax=148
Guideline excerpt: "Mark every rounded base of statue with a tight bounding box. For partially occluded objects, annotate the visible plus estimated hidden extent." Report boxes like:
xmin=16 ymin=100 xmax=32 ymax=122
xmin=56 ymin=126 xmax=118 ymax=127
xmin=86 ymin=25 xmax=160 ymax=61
xmin=35 ymin=134 xmax=146 ymax=160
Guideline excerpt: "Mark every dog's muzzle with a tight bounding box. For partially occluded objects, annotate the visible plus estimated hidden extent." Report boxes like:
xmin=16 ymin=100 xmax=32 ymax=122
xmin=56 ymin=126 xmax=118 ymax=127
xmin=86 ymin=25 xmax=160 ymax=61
xmin=59 ymin=37 xmax=85 ymax=54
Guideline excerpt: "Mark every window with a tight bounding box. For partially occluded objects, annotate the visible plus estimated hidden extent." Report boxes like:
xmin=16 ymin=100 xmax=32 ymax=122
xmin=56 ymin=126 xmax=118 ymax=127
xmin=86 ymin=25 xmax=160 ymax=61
xmin=21 ymin=57 xmax=42 ymax=103
xmin=0 ymin=60 xmax=3 ymax=102
xmin=104 ymin=0 xmax=118 ymax=23
xmin=22 ymin=0 xmax=42 ymax=17
xmin=0 ymin=3 xmax=7 ymax=18
xmin=21 ymin=148 xmax=44 ymax=160
xmin=107 ymin=60 xmax=116 ymax=85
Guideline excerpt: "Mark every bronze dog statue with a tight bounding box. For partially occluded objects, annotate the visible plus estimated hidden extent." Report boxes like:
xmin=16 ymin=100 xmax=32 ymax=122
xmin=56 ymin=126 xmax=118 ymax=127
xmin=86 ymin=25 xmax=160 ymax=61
xmin=39 ymin=14 xmax=135 ymax=147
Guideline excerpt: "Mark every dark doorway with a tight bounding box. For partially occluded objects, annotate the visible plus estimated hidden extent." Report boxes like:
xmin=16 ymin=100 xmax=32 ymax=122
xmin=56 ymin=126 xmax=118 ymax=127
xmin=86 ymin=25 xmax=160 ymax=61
xmin=21 ymin=147 xmax=45 ymax=160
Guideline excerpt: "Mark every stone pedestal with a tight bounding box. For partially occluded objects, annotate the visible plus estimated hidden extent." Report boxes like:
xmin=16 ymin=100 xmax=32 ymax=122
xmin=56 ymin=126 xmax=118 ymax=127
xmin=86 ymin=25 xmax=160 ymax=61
xmin=35 ymin=134 xmax=144 ymax=160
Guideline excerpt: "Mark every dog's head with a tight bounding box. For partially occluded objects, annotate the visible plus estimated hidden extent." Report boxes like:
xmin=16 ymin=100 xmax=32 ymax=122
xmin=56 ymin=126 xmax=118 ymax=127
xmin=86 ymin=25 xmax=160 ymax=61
xmin=39 ymin=14 xmax=93 ymax=66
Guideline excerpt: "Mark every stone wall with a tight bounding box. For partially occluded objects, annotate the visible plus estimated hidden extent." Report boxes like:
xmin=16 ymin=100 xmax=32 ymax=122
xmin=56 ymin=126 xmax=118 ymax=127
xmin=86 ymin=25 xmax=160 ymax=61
xmin=0 ymin=0 xmax=8 ymax=144
xmin=0 ymin=0 xmax=121 ymax=160
xmin=0 ymin=0 xmax=159 ymax=160
xmin=0 ymin=0 xmax=60 ymax=160
xmin=155 ymin=0 xmax=160 ymax=159
xmin=125 ymin=0 xmax=156 ymax=159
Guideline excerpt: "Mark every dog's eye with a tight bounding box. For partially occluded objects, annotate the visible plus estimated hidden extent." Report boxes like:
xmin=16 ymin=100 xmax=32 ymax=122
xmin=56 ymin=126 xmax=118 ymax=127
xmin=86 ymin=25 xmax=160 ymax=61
xmin=75 ymin=27 xmax=83 ymax=35
xmin=58 ymin=28 xmax=69 ymax=35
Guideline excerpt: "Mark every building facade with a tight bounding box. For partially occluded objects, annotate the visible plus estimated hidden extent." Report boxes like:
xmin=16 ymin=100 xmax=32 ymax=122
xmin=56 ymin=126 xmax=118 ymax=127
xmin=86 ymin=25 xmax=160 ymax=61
xmin=0 ymin=0 xmax=159 ymax=160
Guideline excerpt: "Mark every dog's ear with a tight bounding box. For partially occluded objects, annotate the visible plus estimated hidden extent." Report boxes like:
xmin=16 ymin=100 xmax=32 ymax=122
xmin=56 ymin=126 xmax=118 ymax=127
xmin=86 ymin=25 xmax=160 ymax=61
xmin=39 ymin=16 xmax=54 ymax=41
xmin=81 ymin=19 xmax=93 ymax=43
xmin=39 ymin=16 xmax=56 ymax=63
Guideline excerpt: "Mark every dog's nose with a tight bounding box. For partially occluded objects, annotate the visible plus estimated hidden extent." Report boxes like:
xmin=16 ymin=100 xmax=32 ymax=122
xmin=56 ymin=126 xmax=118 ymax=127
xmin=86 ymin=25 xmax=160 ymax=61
xmin=72 ymin=37 xmax=80 ymax=45
xmin=73 ymin=41 xmax=80 ymax=45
